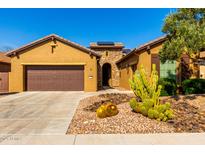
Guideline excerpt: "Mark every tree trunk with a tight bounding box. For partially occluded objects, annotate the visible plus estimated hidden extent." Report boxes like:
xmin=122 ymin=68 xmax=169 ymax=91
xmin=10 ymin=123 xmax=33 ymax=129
xmin=190 ymin=53 xmax=200 ymax=79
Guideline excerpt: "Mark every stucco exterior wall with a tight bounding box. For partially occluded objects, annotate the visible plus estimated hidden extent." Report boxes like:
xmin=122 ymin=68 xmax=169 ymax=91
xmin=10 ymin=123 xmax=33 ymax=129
xmin=9 ymin=40 xmax=98 ymax=92
xmin=118 ymin=44 xmax=163 ymax=90
xmin=119 ymin=66 xmax=133 ymax=90
xmin=137 ymin=50 xmax=151 ymax=74
xmin=118 ymin=55 xmax=138 ymax=90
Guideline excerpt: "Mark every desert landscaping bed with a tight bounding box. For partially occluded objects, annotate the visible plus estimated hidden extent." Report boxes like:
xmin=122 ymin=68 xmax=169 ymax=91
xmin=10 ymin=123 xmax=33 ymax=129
xmin=67 ymin=93 xmax=205 ymax=134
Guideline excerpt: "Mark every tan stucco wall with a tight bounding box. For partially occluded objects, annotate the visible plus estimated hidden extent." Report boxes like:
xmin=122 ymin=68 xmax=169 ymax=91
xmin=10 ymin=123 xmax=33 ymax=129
xmin=118 ymin=54 xmax=138 ymax=90
xmin=137 ymin=50 xmax=151 ymax=73
xmin=9 ymin=40 xmax=98 ymax=92
xmin=119 ymin=66 xmax=133 ymax=90
xmin=118 ymin=44 xmax=163 ymax=90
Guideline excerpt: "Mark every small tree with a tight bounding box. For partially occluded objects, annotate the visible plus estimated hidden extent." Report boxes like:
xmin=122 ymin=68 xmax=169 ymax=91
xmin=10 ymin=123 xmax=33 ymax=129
xmin=159 ymin=8 xmax=205 ymax=78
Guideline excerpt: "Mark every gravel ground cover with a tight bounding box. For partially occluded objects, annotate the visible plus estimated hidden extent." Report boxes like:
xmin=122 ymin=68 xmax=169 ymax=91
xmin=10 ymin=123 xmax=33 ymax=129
xmin=67 ymin=93 xmax=205 ymax=134
xmin=163 ymin=95 xmax=205 ymax=132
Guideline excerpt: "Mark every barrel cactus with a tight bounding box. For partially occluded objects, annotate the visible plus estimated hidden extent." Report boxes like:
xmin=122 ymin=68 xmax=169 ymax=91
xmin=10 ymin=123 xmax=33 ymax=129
xmin=96 ymin=102 xmax=119 ymax=118
xmin=105 ymin=103 xmax=119 ymax=117
xmin=96 ymin=105 xmax=107 ymax=118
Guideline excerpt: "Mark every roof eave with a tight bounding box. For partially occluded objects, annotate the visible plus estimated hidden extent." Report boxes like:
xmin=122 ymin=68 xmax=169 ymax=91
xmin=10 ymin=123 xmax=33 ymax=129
xmin=0 ymin=61 xmax=11 ymax=64
xmin=6 ymin=34 xmax=101 ymax=58
xmin=116 ymin=36 xmax=167 ymax=65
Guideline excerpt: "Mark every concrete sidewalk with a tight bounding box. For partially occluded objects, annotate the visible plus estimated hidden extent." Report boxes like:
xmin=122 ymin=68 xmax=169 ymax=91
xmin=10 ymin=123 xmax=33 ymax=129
xmin=0 ymin=133 xmax=205 ymax=145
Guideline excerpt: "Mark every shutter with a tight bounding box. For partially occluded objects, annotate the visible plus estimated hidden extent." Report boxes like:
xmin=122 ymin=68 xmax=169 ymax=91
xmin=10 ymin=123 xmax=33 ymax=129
xmin=151 ymin=54 xmax=160 ymax=76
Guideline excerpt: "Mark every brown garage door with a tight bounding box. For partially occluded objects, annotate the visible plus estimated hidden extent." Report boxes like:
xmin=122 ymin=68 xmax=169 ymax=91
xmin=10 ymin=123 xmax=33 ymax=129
xmin=0 ymin=63 xmax=10 ymax=93
xmin=26 ymin=65 xmax=84 ymax=91
xmin=0 ymin=72 xmax=9 ymax=92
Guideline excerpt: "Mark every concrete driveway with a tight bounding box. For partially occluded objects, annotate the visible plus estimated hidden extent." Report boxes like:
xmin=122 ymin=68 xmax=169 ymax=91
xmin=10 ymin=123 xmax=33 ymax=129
xmin=0 ymin=91 xmax=89 ymax=135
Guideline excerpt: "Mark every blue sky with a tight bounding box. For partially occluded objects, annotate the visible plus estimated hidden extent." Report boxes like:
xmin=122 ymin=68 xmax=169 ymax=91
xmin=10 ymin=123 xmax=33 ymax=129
xmin=0 ymin=8 xmax=175 ymax=51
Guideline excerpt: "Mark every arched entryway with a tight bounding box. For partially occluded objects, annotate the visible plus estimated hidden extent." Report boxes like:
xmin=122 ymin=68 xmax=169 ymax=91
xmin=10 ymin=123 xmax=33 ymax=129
xmin=102 ymin=63 xmax=111 ymax=86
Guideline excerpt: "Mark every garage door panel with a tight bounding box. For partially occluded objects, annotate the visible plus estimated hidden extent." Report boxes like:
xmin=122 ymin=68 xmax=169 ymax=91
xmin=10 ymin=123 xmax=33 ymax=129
xmin=26 ymin=65 xmax=84 ymax=91
xmin=0 ymin=72 xmax=9 ymax=92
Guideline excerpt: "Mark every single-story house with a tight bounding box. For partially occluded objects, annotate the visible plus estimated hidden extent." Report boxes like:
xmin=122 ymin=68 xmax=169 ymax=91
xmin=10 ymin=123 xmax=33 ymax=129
xmin=1 ymin=34 xmax=204 ymax=92
xmin=0 ymin=52 xmax=11 ymax=92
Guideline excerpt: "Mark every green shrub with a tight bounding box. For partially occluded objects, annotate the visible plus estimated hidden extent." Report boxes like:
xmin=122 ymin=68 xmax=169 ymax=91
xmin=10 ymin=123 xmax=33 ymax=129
xmin=182 ymin=79 xmax=205 ymax=94
xmin=158 ymin=78 xmax=177 ymax=96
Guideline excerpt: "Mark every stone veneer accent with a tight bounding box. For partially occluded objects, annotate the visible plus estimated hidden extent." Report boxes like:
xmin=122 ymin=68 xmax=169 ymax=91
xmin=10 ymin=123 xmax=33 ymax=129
xmin=90 ymin=44 xmax=124 ymax=88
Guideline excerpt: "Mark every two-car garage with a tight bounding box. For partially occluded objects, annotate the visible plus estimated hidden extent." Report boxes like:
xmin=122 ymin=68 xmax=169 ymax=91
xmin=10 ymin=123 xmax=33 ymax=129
xmin=6 ymin=34 xmax=99 ymax=92
xmin=25 ymin=65 xmax=84 ymax=91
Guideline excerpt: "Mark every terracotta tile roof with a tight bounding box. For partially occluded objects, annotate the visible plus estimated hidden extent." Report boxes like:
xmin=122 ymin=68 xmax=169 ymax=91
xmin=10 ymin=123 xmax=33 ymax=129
xmin=116 ymin=36 xmax=167 ymax=64
xmin=6 ymin=34 xmax=101 ymax=57
xmin=0 ymin=52 xmax=11 ymax=64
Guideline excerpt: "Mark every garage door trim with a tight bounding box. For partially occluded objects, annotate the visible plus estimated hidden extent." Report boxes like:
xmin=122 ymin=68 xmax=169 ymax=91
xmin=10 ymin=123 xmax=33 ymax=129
xmin=21 ymin=63 xmax=86 ymax=66
xmin=25 ymin=65 xmax=85 ymax=91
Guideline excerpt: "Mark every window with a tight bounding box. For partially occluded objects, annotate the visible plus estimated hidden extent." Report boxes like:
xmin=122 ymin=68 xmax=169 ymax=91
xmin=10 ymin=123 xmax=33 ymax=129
xmin=160 ymin=60 xmax=176 ymax=79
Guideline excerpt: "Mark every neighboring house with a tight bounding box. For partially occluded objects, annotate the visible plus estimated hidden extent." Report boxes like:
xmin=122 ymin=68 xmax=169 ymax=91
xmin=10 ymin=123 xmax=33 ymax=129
xmin=0 ymin=52 xmax=11 ymax=92
xmin=116 ymin=36 xmax=201 ymax=90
